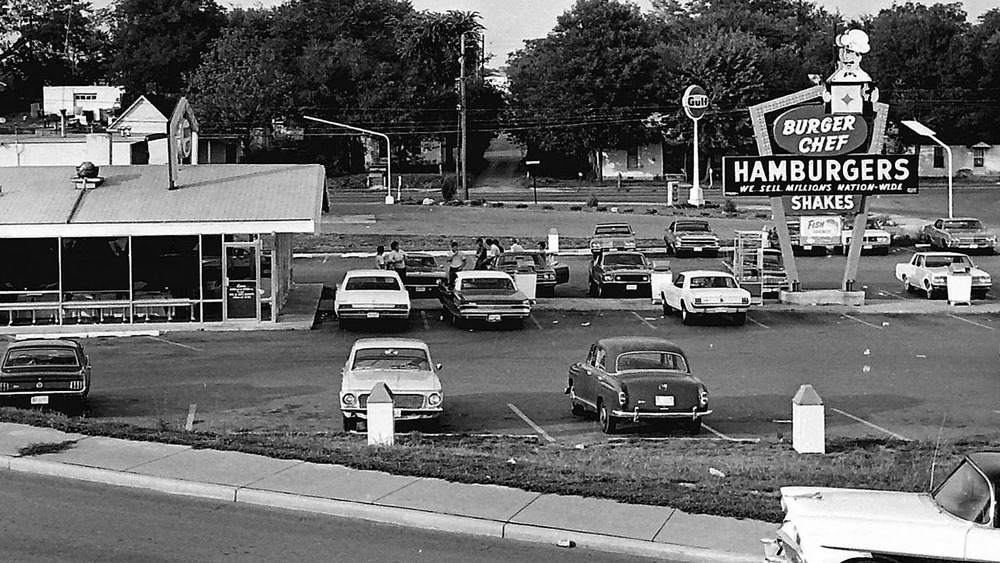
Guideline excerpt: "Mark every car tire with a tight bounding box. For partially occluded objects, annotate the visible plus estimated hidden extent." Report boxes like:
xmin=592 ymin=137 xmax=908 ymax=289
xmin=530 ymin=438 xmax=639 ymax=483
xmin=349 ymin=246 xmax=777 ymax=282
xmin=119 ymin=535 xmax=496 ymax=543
xmin=681 ymin=303 xmax=695 ymax=325
xmin=661 ymin=295 xmax=673 ymax=317
xmin=338 ymin=318 xmax=349 ymax=330
xmin=342 ymin=416 xmax=357 ymax=433
xmin=684 ymin=418 xmax=702 ymax=435
xmin=902 ymin=276 xmax=914 ymax=294
xmin=597 ymin=283 xmax=608 ymax=298
xmin=665 ymin=241 xmax=674 ymax=255
xmin=598 ymin=400 xmax=617 ymax=434
xmin=732 ymin=312 xmax=746 ymax=326
xmin=924 ymin=281 xmax=934 ymax=300
xmin=571 ymin=400 xmax=586 ymax=417
xmin=513 ymin=317 xmax=525 ymax=330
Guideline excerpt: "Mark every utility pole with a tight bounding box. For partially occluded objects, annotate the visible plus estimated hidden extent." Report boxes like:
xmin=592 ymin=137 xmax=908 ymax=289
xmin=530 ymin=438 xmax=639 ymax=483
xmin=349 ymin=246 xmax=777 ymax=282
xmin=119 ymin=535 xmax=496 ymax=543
xmin=460 ymin=32 xmax=468 ymax=200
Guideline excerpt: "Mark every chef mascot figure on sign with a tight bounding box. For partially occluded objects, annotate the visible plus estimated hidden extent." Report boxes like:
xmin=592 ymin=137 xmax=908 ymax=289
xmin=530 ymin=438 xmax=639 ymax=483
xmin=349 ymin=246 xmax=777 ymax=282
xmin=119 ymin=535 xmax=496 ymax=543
xmin=824 ymin=29 xmax=879 ymax=116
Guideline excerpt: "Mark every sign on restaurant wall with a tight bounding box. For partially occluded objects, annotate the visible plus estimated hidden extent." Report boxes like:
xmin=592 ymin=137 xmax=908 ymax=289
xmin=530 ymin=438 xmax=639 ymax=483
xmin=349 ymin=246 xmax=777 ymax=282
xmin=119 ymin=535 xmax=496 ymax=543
xmin=722 ymin=154 xmax=918 ymax=197
xmin=227 ymin=281 xmax=257 ymax=319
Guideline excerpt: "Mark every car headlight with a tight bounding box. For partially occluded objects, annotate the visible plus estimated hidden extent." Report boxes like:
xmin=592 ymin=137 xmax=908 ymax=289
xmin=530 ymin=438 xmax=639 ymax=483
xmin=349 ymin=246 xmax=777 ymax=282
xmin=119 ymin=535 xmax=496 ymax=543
xmin=976 ymin=276 xmax=991 ymax=284
xmin=428 ymin=393 xmax=442 ymax=406
xmin=603 ymin=274 xmax=614 ymax=282
xmin=741 ymin=297 xmax=749 ymax=304
xmin=699 ymin=387 xmax=709 ymax=407
xmin=933 ymin=276 xmax=946 ymax=284
xmin=590 ymin=241 xmax=601 ymax=248
xmin=342 ymin=393 xmax=356 ymax=406
xmin=339 ymin=304 xmax=353 ymax=309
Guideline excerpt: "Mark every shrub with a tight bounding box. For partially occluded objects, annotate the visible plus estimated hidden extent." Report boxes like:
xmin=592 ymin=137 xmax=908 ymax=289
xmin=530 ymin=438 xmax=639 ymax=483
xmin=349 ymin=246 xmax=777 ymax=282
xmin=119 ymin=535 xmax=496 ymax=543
xmin=542 ymin=205 xmax=554 ymax=210
xmin=724 ymin=199 xmax=738 ymax=213
xmin=586 ymin=194 xmax=599 ymax=208
xmin=515 ymin=203 xmax=528 ymax=209
xmin=646 ymin=208 xmax=658 ymax=215
xmin=570 ymin=205 xmax=583 ymax=211
xmin=441 ymin=177 xmax=457 ymax=201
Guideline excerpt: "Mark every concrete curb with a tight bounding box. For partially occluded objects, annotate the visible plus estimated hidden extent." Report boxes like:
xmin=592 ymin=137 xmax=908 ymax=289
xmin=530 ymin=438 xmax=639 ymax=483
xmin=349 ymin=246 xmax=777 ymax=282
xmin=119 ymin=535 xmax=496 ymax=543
xmin=2 ymin=455 xmax=759 ymax=562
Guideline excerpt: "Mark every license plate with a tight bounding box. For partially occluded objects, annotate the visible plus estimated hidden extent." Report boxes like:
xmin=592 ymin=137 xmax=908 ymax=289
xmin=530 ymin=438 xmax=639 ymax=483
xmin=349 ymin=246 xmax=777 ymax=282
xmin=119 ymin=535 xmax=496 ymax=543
xmin=626 ymin=284 xmax=638 ymax=290
xmin=31 ymin=395 xmax=49 ymax=405
xmin=366 ymin=312 xmax=379 ymax=318
xmin=802 ymin=245 xmax=813 ymax=250
xmin=863 ymin=244 xmax=873 ymax=249
xmin=655 ymin=395 xmax=674 ymax=407
xmin=693 ymin=247 xmax=703 ymax=252
xmin=415 ymin=286 xmax=425 ymax=292
xmin=487 ymin=314 xmax=501 ymax=322
xmin=393 ymin=408 xmax=402 ymax=417
xmin=715 ymin=307 xmax=736 ymax=313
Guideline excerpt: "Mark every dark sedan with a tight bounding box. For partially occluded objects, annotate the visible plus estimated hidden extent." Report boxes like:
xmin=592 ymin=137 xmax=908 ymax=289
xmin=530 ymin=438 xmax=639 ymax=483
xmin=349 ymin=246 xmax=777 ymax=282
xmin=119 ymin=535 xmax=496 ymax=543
xmin=566 ymin=337 xmax=710 ymax=434
xmin=0 ymin=338 xmax=91 ymax=414
xmin=403 ymin=253 xmax=447 ymax=297
xmin=483 ymin=251 xmax=569 ymax=297
xmin=588 ymin=251 xmax=652 ymax=297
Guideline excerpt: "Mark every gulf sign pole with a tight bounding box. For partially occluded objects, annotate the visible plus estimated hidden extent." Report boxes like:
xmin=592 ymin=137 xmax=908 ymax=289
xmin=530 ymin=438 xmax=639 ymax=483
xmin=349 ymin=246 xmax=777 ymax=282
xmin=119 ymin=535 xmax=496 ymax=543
xmin=682 ymin=86 xmax=709 ymax=206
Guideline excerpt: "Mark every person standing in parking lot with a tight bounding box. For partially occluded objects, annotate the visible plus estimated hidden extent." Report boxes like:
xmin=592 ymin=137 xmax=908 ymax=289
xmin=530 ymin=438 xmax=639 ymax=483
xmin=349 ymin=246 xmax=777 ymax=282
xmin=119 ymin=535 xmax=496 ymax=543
xmin=446 ymin=241 xmax=468 ymax=287
xmin=374 ymin=245 xmax=386 ymax=269
xmin=509 ymin=238 xmax=525 ymax=252
xmin=488 ymin=238 xmax=502 ymax=258
xmin=474 ymin=238 xmax=488 ymax=269
xmin=386 ymin=241 xmax=407 ymax=283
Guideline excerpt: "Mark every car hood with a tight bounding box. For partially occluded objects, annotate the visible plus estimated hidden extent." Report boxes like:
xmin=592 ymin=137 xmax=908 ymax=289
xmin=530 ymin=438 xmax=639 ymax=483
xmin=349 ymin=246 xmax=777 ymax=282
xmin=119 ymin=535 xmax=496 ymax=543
xmin=343 ymin=369 xmax=441 ymax=393
xmin=336 ymin=290 xmax=409 ymax=305
xmin=781 ymin=487 xmax=968 ymax=558
xmin=602 ymin=265 xmax=650 ymax=273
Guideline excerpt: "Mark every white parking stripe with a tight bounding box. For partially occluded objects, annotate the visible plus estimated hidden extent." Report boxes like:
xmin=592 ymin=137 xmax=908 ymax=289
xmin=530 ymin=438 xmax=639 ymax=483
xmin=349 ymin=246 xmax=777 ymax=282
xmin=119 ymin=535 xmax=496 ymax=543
xmin=877 ymin=290 xmax=904 ymax=300
xmin=630 ymin=311 xmax=656 ymax=330
xmin=746 ymin=316 xmax=770 ymax=329
xmin=831 ymin=407 xmax=910 ymax=441
xmin=701 ymin=422 xmax=735 ymax=441
xmin=507 ymin=403 xmax=556 ymax=443
xmin=947 ymin=314 xmax=994 ymax=331
xmin=530 ymin=314 xmax=543 ymax=330
xmin=145 ymin=335 xmax=202 ymax=351
xmin=841 ymin=314 xmax=882 ymax=329
xmin=420 ymin=311 xmax=430 ymax=331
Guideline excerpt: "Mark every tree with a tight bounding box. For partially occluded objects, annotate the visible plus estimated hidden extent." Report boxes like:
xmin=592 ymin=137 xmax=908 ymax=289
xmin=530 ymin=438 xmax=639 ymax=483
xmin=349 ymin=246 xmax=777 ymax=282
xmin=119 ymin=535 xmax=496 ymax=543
xmin=106 ymin=0 xmax=226 ymax=100
xmin=506 ymin=0 xmax=661 ymax=174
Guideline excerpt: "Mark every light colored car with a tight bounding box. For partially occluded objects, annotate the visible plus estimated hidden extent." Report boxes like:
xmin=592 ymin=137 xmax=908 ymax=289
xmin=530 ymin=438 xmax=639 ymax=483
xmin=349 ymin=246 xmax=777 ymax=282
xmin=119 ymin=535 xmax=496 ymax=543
xmin=922 ymin=217 xmax=997 ymax=253
xmin=838 ymin=217 xmax=891 ymax=255
xmin=763 ymin=452 xmax=1000 ymax=563
xmin=664 ymin=219 xmax=721 ymax=256
xmin=339 ymin=338 xmax=443 ymax=432
xmin=334 ymin=269 xmax=411 ymax=329
xmin=895 ymin=251 xmax=992 ymax=299
xmin=590 ymin=223 xmax=636 ymax=255
xmin=438 ymin=271 xmax=531 ymax=329
xmin=658 ymin=270 xmax=751 ymax=325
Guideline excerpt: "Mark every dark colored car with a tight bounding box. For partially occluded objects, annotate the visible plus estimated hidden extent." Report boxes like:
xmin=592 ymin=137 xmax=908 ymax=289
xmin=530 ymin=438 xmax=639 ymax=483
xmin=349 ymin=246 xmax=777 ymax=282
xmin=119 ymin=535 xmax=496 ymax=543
xmin=403 ymin=253 xmax=447 ymax=297
xmin=566 ymin=337 xmax=710 ymax=434
xmin=483 ymin=251 xmax=569 ymax=297
xmin=588 ymin=251 xmax=652 ymax=297
xmin=664 ymin=219 xmax=721 ymax=257
xmin=0 ymin=338 xmax=91 ymax=413
xmin=438 ymin=271 xmax=530 ymax=329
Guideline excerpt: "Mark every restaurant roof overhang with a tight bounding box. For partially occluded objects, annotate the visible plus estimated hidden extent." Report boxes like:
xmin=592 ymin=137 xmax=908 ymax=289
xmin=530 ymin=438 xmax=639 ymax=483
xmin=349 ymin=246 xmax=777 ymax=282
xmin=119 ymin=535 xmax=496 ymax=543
xmin=0 ymin=163 xmax=325 ymax=238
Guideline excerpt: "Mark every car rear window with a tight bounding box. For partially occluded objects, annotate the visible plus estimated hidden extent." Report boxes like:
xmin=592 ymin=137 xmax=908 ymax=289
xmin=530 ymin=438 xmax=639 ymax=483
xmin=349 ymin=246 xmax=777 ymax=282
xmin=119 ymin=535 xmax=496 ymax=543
xmin=352 ymin=348 xmax=430 ymax=371
xmin=616 ymin=351 xmax=688 ymax=373
xmin=925 ymin=256 xmax=970 ymax=268
xmin=595 ymin=226 xmax=632 ymax=235
xmin=943 ymin=220 xmax=983 ymax=230
xmin=690 ymin=276 xmax=737 ymax=289
xmin=3 ymin=348 xmax=80 ymax=368
xmin=934 ymin=461 xmax=993 ymax=524
xmin=461 ymin=277 xmax=515 ymax=291
xmin=345 ymin=276 xmax=401 ymax=291
xmin=405 ymin=257 xmax=437 ymax=268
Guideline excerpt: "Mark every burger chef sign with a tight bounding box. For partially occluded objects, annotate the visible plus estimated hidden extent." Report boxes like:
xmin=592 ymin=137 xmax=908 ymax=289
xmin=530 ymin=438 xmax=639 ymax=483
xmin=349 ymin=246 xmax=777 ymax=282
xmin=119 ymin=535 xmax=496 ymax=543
xmin=773 ymin=104 xmax=868 ymax=157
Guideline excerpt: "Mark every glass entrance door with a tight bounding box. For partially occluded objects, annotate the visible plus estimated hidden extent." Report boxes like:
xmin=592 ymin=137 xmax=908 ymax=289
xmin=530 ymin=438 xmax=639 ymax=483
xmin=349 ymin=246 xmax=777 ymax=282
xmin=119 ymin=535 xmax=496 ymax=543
xmin=224 ymin=244 xmax=258 ymax=320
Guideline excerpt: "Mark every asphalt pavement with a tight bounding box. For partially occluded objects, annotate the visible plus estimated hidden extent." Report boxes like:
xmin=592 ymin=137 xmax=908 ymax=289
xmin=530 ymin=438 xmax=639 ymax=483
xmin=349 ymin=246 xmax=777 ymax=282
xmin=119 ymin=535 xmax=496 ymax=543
xmin=0 ymin=422 xmax=767 ymax=563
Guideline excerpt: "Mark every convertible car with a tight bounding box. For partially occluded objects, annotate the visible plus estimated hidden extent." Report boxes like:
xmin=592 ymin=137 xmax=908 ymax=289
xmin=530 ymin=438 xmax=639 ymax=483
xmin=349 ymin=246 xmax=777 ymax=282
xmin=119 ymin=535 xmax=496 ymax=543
xmin=566 ymin=336 xmax=710 ymax=434
xmin=438 ymin=271 xmax=531 ymax=329
xmin=764 ymin=452 xmax=1000 ymax=563
xmin=483 ymin=251 xmax=569 ymax=297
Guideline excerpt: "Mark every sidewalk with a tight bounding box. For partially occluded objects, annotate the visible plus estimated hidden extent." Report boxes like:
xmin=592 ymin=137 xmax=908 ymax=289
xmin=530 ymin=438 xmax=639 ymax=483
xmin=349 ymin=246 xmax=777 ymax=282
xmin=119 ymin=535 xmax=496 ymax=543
xmin=0 ymin=422 xmax=767 ymax=562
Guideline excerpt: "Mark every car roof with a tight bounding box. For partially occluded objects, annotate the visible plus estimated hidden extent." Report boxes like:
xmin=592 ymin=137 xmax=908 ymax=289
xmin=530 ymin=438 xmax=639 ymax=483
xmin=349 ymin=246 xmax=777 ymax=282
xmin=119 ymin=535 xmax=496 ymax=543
xmin=674 ymin=219 xmax=709 ymax=225
xmin=344 ymin=269 xmax=402 ymax=278
xmin=6 ymin=338 xmax=81 ymax=350
xmin=916 ymin=252 xmax=969 ymax=258
xmin=596 ymin=222 xmax=632 ymax=228
xmin=597 ymin=337 xmax=686 ymax=359
xmin=602 ymin=250 xmax=645 ymax=257
xmin=678 ymin=270 xmax=735 ymax=278
xmin=967 ymin=452 xmax=1000 ymax=485
xmin=455 ymin=270 xmax=511 ymax=280
xmin=937 ymin=217 xmax=981 ymax=221
xmin=352 ymin=337 xmax=429 ymax=350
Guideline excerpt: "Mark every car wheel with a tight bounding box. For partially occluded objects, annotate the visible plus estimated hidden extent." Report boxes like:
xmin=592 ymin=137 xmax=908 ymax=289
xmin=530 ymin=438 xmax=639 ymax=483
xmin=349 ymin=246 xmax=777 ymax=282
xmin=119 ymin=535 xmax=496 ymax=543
xmin=833 ymin=245 xmax=843 ymax=255
xmin=661 ymin=295 xmax=673 ymax=317
xmin=732 ymin=312 xmax=746 ymax=326
xmin=513 ymin=317 xmax=525 ymax=330
xmin=597 ymin=283 xmax=607 ymax=298
xmin=338 ymin=318 xmax=349 ymax=330
xmin=902 ymin=276 xmax=914 ymax=294
xmin=571 ymin=400 xmax=586 ymax=417
xmin=598 ymin=400 xmax=617 ymax=434
xmin=924 ymin=281 xmax=934 ymax=299
xmin=442 ymin=308 xmax=453 ymax=324
xmin=684 ymin=418 xmax=702 ymax=435
xmin=342 ymin=416 xmax=357 ymax=433
xmin=588 ymin=279 xmax=599 ymax=297
xmin=681 ymin=303 xmax=695 ymax=325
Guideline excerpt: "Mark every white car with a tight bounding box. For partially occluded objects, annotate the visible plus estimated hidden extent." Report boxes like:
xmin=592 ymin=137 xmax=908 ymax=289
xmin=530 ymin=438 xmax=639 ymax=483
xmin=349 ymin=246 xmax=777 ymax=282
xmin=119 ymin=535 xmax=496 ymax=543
xmin=657 ymin=270 xmax=751 ymax=325
xmin=764 ymin=452 xmax=1000 ymax=563
xmin=334 ymin=269 xmax=411 ymax=329
xmin=339 ymin=338 xmax=443 ymax=432
xmin=839 ymin=218 xmax=891 ymax=255
xmin=895 ymin=252 xmax=992 ymax=299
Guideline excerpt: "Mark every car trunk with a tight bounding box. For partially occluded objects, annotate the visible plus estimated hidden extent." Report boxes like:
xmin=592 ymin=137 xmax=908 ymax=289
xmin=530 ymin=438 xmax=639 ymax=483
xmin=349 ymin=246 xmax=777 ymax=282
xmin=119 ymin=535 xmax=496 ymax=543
xmin=621 ymin=372 xmax=699 ymax=412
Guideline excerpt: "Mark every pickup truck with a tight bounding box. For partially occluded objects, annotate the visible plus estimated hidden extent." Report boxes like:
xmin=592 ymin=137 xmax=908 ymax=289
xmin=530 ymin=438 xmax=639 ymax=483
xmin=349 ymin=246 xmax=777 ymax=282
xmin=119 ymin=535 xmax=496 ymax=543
xmin=895 ymin=251 xmax=992 ymax=299
xmin=922 ymin=217 xmax=997 ymax=253
xmin=438 ymin=271 xmax=531 ymax=329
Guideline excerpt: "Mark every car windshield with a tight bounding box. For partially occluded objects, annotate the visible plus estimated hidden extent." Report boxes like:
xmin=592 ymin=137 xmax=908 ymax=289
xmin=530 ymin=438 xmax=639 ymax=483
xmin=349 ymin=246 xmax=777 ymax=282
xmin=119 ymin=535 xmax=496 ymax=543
xmin=603 ymin=254 xmax=646 ymax=267
xmin=933 ymin=461 xmax=994 ymax=525
xmin=595 ymin=225 xmax=632 ymax=236
xmin=925 ymin=256 xmax=972 ymax=268
xmin=943 ymin=220 xmax=983 ymax=230
xmin=461 ymin=277 xmax=515 ymax=291
xmin=676 ymin=222 xmax=710 ymax=232
xmin=616 ymin=351 xmax=688 ymax=373
xmin=763 ymin=253 xmax=784 ymax=269
xmin=498 ymin=254 xmax=544 ymax=269
xmin=405 ymin=256 xmax=437 ymax=268
xmin=3 ymin=348 xmax=80 ymax=368
xmin=345 ymin=276 xmax=401 ymax=291
xmin=690 ymin=276 xmax=737 ymax=289
xmin=352 ymin=347 xmax=430 ymax=371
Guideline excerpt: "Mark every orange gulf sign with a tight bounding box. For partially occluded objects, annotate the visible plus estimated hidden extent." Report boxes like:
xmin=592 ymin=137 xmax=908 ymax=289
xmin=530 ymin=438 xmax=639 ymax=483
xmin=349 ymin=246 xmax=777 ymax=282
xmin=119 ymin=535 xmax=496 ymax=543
xmin=772 ymin=104 xmax=868 ymax=156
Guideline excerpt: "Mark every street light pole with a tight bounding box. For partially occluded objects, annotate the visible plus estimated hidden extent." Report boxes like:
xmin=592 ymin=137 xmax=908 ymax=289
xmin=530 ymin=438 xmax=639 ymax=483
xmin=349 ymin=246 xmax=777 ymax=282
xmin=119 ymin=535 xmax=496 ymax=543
xmin=303 ymin=115 xmax=392 ymax=203
xmin=901 ymin=120 xmax=952 ymax=219
xmin=459 ymin=33 xmax=468 ymax=200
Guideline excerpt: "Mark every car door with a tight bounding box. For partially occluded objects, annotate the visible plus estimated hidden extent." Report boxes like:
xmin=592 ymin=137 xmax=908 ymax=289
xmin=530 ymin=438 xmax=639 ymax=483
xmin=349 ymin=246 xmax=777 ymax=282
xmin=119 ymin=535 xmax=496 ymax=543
xmin=570 ymin=344 xmax=599 ymax=409
xmin=664 ymin=273 xmax=685 ymax=310
xmin=440 ymin=278 xmax=460 ymax=316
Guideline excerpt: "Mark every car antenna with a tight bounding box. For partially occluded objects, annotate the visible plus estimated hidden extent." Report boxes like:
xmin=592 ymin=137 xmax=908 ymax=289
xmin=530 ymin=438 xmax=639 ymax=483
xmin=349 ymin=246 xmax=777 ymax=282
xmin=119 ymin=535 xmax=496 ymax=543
xmin=928 ymin=413 xmax=947 ymax=491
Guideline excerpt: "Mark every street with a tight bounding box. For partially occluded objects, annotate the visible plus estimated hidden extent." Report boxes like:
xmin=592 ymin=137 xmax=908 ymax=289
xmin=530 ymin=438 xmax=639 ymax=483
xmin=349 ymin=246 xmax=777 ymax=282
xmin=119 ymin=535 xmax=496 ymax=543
xmin=0 ymin=471 xmax=656 ymax=563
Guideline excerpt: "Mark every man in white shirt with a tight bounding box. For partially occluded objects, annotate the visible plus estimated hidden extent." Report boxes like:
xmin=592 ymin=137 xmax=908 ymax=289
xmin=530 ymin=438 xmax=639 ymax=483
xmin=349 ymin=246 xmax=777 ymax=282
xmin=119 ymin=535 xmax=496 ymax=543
xmin=488 ymin=239 xmax=501 ymax=257
xmin=509 ymin=238 xmax=525 ymax=252
xmin=445 ymin=241 xmax=468 ymax=286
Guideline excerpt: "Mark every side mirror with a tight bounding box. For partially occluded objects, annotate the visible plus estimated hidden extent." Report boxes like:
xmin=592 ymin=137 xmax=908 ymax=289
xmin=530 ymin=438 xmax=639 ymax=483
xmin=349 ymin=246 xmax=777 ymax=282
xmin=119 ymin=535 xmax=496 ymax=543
xmin=436 ymin=363 xmax=443 ymax=370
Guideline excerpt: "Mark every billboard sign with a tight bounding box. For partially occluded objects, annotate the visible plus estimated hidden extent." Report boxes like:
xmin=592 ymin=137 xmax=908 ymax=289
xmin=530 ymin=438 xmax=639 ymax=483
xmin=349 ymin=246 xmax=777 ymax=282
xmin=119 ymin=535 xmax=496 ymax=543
xmin=799 ymin=216 xmax=843 ymax=245
xmin=682 ymin=85 xmax=709 ymax=120
xmin=723 ymin=154 xmax=918 ymax=197
xmin=784 ymin=194 xmax=863 ymax=215
xmin=772 ymin=104 xmax=868 ymax=156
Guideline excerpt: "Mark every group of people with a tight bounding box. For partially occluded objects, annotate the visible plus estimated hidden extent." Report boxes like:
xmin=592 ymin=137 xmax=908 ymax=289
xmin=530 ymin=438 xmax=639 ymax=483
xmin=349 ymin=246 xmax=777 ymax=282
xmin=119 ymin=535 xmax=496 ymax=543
xmin=372 ymin=237 xmax=553 ymax=287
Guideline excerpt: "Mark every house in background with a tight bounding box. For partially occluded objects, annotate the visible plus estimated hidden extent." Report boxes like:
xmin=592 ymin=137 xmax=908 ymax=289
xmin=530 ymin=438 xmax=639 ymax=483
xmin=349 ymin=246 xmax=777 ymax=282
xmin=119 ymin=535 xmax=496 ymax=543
xmin=592 ymin=143 xmax=665 ymax=181
xmin=911 ymin=138 xmax=1000 ymax=177
xmin=43 ymin=85 xmax=124 ymax=128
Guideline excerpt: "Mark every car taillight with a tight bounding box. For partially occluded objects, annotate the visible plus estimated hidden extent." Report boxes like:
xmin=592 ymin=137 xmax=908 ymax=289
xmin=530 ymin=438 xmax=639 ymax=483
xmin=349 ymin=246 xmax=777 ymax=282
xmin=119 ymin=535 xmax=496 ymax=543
xmin=618 ymin=390 xmax=628 ymax=407
xmin=394 ymin=304 xmax=408 ymax=309
xmin=699 ymin=388 xmax=709 ymax=407
xmin=0 ymin=382 xmax=8 ymax=391
xmin=741 ymin=297 xmax=749 ymax=304
xmin=694 ymin=297 xmax=703 ymax=305
xmin=69 ymin=380 xmax=84 ymax=390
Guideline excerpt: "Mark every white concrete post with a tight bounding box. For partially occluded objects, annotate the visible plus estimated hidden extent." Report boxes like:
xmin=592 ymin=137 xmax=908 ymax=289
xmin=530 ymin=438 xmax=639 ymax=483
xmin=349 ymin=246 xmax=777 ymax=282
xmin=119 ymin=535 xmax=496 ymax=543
xmin=650 ymin=263 xmax=672 ymax=306
xmin=946 ymin=262 xmax=972 ymax=305
xmin=792 ymin=384 xmax=825 ymax=454
xmin=366 ymin=382 xmax=395 ymax=446
xmin=513 ymin=272 xmax=537 ymax=300
xmin=548 ymin=228 xmax=559 ymax=254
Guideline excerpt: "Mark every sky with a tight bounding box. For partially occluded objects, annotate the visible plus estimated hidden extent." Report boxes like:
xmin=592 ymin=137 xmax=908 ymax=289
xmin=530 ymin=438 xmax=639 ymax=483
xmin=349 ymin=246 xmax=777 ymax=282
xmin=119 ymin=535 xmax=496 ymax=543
xmin=92 ymin=0 xmax=996 ymax=63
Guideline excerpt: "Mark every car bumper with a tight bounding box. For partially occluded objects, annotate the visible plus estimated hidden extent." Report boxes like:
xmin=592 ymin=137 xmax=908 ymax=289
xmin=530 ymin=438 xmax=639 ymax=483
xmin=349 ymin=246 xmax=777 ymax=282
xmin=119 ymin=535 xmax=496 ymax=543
xmin=611 ymin=408 xmax=711 ymax=421
xmin=691 ymin=305 xmax=749 ymax=314
xmin=407 ymin=285 xmax=441 ymax=296
xmin=458 ymin=311 xmax=530 ymax=321
xmin=675 ymin=244 xmax=720 ymax=253
xmin=343 ymin=408 xmax=442 ymax=421
xmin=762 ymin=537 xmax=796 ymax=563
xmin=337 ymin=309 xmax=410 ymax=319
xmin=0 ymin=390 xmax=88 ymax=405
xmin=945 ymin=241 xmax=996 ymax=249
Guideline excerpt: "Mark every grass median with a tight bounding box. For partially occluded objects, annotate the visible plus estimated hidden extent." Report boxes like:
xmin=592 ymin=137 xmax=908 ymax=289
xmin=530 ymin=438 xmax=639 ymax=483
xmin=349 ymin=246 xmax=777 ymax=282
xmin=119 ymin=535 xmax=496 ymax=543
xmin=4 ymin=408 xmax=994 ymax=523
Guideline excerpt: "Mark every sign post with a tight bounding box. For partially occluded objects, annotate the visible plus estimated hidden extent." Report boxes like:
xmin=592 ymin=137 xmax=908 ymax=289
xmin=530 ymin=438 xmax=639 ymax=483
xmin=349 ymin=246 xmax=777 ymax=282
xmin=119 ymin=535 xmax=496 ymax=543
xmin=681 ymin=85 xmax=709 ymax=206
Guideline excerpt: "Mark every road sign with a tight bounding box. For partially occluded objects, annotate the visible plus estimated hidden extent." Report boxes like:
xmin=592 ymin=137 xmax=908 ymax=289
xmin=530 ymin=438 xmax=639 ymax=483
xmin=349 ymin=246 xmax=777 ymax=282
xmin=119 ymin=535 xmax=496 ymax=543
xmin=682 ymin=85 xmax=709 ymax=120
